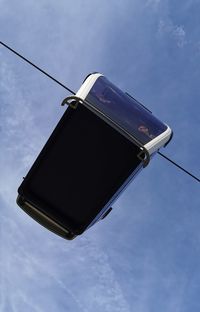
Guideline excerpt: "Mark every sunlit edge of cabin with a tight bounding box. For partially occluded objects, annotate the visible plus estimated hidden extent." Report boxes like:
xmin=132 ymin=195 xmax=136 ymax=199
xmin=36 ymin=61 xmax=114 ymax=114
xmin=76 ymin=73 xmax=172 ymax=156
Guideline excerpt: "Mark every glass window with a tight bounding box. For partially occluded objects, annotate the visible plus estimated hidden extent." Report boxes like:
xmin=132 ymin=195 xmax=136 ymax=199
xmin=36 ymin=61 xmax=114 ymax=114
xmin=85 ymin=76 xmax=167 ymax=144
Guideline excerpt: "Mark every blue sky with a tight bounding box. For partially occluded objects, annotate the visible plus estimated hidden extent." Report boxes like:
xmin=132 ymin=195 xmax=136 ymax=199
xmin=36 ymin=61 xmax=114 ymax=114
xmin=0 ymin=0 xmax=200 ymax=311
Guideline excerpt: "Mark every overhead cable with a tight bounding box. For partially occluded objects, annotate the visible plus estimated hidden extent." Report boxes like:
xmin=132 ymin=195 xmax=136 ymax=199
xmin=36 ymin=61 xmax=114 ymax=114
xmin=158 ymin=152 xmax=200 ymax=183
xmin=0 ymin=40 xmax=199 ymax=183
xmin=0 ymin=41 xmax=75 ymax=95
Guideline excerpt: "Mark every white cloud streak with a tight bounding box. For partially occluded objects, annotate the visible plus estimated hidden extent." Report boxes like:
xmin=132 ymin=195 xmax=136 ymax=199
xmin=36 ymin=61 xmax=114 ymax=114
xmin=0 ymin=4 xmax=131 ymax=311
xmin=0 ymin=56 xmax=45 ymax=206
xmin=158 ymin=19 xmax=187 ymax=48
xmin=146 ymin=0 xmax=161 ymax=10
xmin=0 ymin=210 xmax=130 ymax=312
xmin=1 ymin=1 xmax=200 ymax=311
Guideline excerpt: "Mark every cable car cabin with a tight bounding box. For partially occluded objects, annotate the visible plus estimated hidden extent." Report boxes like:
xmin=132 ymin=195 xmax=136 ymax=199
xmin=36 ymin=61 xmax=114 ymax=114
xmin=17 ymin=73 xmax=172 ymax=240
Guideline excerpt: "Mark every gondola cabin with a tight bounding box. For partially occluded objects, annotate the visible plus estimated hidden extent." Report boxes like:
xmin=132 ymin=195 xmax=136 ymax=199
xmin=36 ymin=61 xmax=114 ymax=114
xmin=17 ymin=73 xmax=172 ymax=239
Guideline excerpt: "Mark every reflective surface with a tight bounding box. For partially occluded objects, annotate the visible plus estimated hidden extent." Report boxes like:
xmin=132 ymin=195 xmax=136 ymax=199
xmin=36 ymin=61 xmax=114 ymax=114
xmin=86 ymin=76 xmax=167 ymax=144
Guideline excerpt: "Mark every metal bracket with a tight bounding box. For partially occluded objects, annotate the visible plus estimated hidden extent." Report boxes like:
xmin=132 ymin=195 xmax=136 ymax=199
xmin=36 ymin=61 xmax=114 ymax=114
xmin=137 ymin=147 xmax=150 ymax=168
xmin=61 ymin=96 xmax=84 ymax=109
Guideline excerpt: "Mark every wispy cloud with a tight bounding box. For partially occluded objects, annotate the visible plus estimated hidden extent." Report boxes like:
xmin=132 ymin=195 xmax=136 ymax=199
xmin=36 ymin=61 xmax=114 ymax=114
xmin=0 ymin=55 xmax=45 ymax=206
xmin=0 ymin=210 xmax=130 ymax=312
xmin=1 ymin=1 xmax=200 ymax=311
xmin=158 ymin=19 xmax=187 ymax=48
xmin=0 ymin=49 xmax=130 ymax=312
xmin=146 ymin=0 xmax=161 ymax=10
